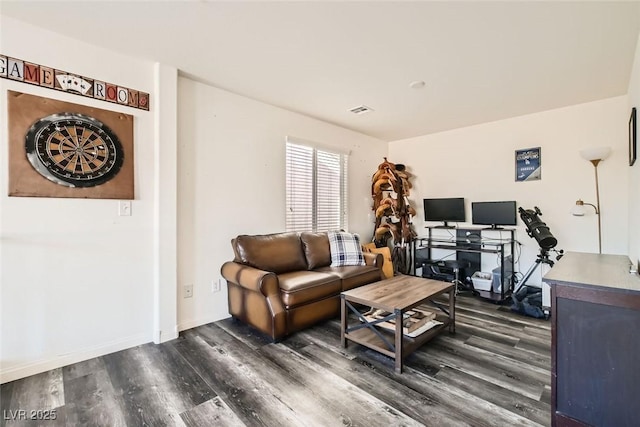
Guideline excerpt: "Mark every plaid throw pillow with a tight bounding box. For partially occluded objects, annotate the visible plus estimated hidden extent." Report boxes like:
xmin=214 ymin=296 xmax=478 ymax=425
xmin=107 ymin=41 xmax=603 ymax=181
xmin=328 ymin=231 xmax=366 ymax=267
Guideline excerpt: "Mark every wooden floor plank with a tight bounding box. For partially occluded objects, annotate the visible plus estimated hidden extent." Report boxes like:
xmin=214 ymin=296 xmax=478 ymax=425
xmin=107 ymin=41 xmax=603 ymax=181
xmin=213 ymin=317 xmax=275 ymax=350
xmin=435 ymin=334 xmax=550 ymax=378
xmin=1 ymin=369 xmax=66 ymax=427
xmin=456 ymin=306 xmax=532 ymax=331
xmin=287 ymin=341 xmax=481 ymax=426
xmin=523 ymin=325 xmax=552 ymax=340
xmin=515 ymin=336 xmax=553 ymax=354
xmin=416 ymin=342 xmax=546 ymax=400
xmin=62 ymin=357 xmax=106 ymax=382
xmin=455 ymin=322 xmax=521 ymax=347
xmin=540 ymin=385 xmax=552 ymax=406
xmin=63 ymin=362 xmax=128 ymax=427
xmin=435 ymin=366 xmax=551 ymax=426
xmin=0 ymin=381 xmax=14 ymax=427
xmin=148 ymin=341 xmax=218 ymax=405
xmin=350 ymin=345 xmax=545 ymax=427
xmin=0 ymin=295 xmax=552 ymax=426
xmin=180 ymin=397 xmax=247 ymax=427
xmin=201 ymin=323 xmax=425 ymax=426
xmin=102 ymin=343 xmax=208 ymax=426
xmin=458 ymin=301 xmax=551 ymax=331
xmin=172 ymin=330 xmax=311 ymax=427
xmin=463 ymin=335 xmax=551 ymax=370
xmin=456 ymin=312 xmax=550 ymax=348
xmin=2 ymin=369 xmax=64 ymax=412
xmin=259 ymin=343 xmax=426 ymax=427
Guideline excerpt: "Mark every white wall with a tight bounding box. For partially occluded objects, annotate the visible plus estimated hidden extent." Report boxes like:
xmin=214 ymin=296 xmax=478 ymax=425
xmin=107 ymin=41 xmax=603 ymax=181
xmin=153 ymin=64 xmax=179 ymax=345
xmin=389 ymin=96 xmax=630 ymax=286
xmin=628 ymin=32 xmax=640 ymax=268
xmin=0 ymin=16 xmax=159 ymax=382
xmin=0 ymin=15 xmax=386 ymax=382
xmin=176 ymin=77 xmax=387 ymax=330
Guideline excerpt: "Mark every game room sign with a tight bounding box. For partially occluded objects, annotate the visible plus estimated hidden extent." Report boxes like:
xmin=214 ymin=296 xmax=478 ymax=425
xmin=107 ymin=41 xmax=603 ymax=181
xmin=0 ymin=54 xmax=149 ymax=111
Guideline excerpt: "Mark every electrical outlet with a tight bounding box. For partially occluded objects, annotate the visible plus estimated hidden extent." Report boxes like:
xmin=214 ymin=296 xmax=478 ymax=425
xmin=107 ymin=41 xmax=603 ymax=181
xmin=212 ymin=279 xmax=222 ymax=293
xmin=184 ymin=284 xmax=193 ymax=298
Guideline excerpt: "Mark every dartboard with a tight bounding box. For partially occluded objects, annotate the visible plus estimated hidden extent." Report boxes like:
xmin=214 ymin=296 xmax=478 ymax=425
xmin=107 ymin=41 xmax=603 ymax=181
xmin=25 ymin=113 xmax=124 ymax=188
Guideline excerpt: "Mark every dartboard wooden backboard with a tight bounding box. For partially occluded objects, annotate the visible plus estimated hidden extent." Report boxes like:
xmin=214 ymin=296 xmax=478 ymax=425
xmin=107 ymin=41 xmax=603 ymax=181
xmin=8 ymin=90 xmax=134 ymax=199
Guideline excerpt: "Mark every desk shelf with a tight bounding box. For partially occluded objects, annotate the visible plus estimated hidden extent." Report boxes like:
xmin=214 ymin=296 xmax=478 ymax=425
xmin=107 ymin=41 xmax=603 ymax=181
xmin=412 ymin=226 xmax=516 ymax=302
xmin=474 ymin=289 xmax=508 ymax=302
xmin=426 ymin=243 xmax=506 ymax=255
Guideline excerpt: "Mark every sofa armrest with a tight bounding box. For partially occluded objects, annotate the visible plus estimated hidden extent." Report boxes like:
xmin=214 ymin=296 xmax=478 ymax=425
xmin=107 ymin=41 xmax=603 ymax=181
xmin=221 ymin=261 xmax=287 ymax=340
xmin=221 ymin=261 xmax=280 ymax=296
xmin=363 ymin=252 xmax=383 ymax=269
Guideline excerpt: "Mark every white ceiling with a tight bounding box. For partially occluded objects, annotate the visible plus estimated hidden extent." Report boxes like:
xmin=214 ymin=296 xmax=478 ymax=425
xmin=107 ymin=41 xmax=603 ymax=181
xmin=2 ymin=1 xmax=639 ymax=141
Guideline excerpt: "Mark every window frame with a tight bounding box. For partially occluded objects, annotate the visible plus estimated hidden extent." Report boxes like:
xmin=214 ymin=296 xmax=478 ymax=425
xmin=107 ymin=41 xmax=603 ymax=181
xmin=285 ymin=137 xmax=349 ymax=233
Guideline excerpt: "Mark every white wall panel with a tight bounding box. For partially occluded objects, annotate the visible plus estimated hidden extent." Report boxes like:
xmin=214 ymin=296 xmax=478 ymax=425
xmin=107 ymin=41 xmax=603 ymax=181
xmin=0 ymin=16 xmax=156 ymax=382
xmin=176 ymin=77 xmax=387 ymax=329
xmin=389 ymin=96 xmax=629 ymax=287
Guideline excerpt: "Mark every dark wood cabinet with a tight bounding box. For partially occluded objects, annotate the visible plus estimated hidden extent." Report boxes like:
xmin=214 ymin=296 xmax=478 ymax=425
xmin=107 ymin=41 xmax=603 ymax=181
xmin=543 ymin=252 xmax=640 ymax=427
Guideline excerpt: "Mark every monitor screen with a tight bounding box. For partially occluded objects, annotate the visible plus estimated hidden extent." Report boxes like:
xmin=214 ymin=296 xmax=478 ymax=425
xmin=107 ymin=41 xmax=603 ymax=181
xmin=423 ymin=198 xmax=465 ymax=225
xmin=471 ymin=201 xmax=517 ymax=229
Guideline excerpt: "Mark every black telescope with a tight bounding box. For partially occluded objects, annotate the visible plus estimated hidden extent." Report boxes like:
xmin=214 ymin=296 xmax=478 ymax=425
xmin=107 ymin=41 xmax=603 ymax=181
xmin=518 ymin=206 xmax=557 ymax=250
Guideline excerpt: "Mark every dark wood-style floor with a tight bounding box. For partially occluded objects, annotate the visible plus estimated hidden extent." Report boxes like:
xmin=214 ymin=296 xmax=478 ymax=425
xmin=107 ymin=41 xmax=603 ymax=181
xmin=1 ymin=295 xmax=551 ymax=426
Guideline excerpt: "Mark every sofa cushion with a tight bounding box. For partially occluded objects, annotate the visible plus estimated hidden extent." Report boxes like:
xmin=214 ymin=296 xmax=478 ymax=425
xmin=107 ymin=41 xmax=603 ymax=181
xmin=234 ymin=232 xmax=307 ymax=274
xmin=328 ymin=231 xmax=366 ymax=267
xmin=278 ymin=270 xmax=342 ymax=309
xmin=300 ymin=232 xmax=331 ymax=270
xmin=314 ymin=265 xmax=381 ymax=291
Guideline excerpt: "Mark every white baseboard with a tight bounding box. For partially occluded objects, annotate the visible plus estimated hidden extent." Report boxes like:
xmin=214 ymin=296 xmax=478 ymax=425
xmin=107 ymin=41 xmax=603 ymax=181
xmin=0 ymin=333 xmax=150 ymax=384
xmin=178 ymin=314 xmax=230 ymax=332
xmin=153 ymin=326 xmax=179 ymax=344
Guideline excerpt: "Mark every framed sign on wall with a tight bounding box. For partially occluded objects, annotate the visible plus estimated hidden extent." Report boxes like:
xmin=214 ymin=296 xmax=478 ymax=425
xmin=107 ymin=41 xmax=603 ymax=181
xmin=8 ymin=90 xmax=134 ymax=199
xmin=515 ymin=147 xmax=541 ymax=182
xmin=629 ymin=107 xmax=636 ymax=167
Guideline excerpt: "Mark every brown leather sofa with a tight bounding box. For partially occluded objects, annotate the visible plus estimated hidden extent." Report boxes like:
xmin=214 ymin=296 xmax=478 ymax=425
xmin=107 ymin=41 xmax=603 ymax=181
xmin=221 ymin=231 xmax=383 ymax=341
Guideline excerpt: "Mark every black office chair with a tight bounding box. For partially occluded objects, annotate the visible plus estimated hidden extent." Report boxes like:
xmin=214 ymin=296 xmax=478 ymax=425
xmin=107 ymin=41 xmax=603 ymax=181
xmin=442 ymin=259 xmax=472 ymax=295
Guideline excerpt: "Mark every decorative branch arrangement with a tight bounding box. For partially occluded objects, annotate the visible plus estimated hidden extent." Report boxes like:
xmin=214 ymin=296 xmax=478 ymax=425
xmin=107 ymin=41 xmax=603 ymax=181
xmin=371 ymin=158 xmax=417 ymax=274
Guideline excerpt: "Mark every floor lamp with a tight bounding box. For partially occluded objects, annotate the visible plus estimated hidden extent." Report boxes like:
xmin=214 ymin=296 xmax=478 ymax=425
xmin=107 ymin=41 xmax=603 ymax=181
xmin=571 ymin=146 xmax=611 ymax=254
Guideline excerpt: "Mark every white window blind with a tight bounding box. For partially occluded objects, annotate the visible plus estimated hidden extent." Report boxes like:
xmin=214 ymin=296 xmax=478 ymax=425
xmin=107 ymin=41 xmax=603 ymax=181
xmin=286 ymin=140 xmax=348 ymax=232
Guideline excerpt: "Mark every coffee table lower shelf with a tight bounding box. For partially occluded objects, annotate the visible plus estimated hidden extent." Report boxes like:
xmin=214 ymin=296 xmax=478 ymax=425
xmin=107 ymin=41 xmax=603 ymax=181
xmin=343 ymin=314 xmax=452 ymax=369
xmin=344 ymin=316 xmax=451 ymax=358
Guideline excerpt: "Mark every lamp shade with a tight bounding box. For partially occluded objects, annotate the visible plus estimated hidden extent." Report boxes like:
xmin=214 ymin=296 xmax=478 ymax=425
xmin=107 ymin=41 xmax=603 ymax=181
xmin=571 ymin=199 xmax=586 ymax=216
xmin=580 ymin=146 xmax=611 ymax=161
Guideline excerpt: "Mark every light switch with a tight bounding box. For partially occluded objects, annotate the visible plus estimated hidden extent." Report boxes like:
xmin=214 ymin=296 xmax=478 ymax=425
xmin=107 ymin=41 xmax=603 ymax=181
xmin=119 ymin=201 xmax=132 ymax=216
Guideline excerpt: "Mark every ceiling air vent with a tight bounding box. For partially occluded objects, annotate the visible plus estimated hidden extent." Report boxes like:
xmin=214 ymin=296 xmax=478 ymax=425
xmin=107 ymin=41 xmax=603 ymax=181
xmin=349 ymin=105 xmax=374 ymax=115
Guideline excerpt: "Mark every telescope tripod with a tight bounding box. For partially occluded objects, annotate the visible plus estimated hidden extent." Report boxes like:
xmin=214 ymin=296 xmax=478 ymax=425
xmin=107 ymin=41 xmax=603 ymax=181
xmin=514 ymin=248 xmax=557 ymax=294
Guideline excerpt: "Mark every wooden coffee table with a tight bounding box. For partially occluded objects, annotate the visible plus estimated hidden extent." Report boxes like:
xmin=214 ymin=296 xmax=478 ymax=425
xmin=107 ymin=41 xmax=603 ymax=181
xmin=341 ymin=275 xmax=455 ymax=373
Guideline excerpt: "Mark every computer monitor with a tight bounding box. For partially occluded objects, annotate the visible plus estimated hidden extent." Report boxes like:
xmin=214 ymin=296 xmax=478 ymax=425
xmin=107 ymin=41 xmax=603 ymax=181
xmin=471 ymin=201 xmax=517 ymax=229
xmin=423 ymin=197 xmax=465 ymax=228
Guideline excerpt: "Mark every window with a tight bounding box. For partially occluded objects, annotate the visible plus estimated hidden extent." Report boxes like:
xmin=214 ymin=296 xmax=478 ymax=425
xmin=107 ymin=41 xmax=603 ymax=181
xmin=286 ymin=138 xmax=348 ymax=232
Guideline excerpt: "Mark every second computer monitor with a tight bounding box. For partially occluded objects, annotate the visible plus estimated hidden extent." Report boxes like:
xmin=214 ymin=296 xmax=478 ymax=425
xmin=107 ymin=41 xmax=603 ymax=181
xmin=471 ymin=201 xmax=517 ymax=229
